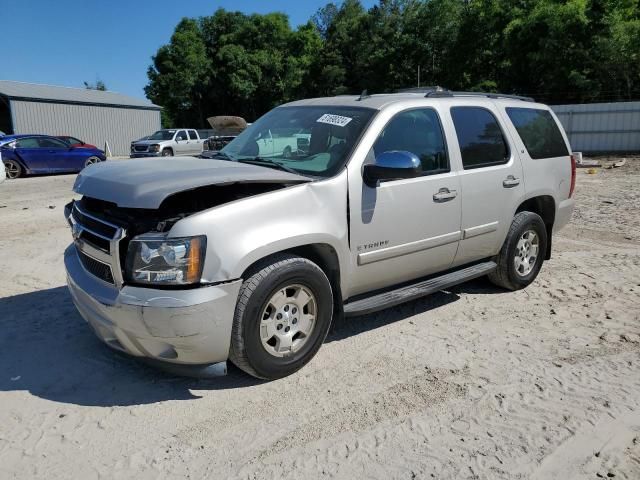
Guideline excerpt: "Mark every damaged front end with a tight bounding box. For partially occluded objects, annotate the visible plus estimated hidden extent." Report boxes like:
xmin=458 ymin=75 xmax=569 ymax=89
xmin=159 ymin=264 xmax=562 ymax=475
xmin=65 ymin=181 xmax=294 ymax=289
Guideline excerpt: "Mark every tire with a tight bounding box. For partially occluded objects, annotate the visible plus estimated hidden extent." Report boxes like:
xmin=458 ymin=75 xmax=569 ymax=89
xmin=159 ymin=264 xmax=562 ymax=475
xmin=4 ymin=160 xmax=22 ymax=179
xmin=84 ymin=156 xmax=101 ymax=168
xmin=161 ymin=148 xmax=173 ymax=157
xmin=488 ymin=211 xmax=548 ymax=291
xmin=229 ymin=254 xmax=334 ymax=380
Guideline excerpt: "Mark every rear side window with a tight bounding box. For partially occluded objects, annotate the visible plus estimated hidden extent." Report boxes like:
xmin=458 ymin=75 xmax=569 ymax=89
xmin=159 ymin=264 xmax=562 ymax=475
xmin=188 ymin=130 xmax=198 ymax=140
xmin=506 ymin=108 xmax=569 ymax=159
xmin=451 ymin=107 xmax=509 ymax=169
xmin=16 ymin=137 xmax=40 ymax=148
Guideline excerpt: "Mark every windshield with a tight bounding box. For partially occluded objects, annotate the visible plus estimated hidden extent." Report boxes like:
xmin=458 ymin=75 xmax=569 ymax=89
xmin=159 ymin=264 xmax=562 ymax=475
xmin=148 ymin=130 xmax=176 ymax=141
xmin=221 ymin=106 xmax=376 ymax=178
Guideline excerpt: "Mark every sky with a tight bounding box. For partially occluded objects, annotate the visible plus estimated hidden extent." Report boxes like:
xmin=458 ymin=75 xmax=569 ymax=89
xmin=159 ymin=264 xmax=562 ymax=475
xmin=2 ymin=0 xmax=377 ymax=101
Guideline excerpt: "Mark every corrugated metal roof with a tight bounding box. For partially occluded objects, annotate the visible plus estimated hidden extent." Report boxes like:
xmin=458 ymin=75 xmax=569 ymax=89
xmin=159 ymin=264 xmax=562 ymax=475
xmin=0 ymin=80 xmax=161 ymax=110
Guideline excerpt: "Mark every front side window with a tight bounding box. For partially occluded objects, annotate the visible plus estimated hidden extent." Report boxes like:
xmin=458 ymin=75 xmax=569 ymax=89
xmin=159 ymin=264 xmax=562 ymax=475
xmin=373 ymin=108 xmax=449 ymax=175
xmin=451 ymin=107 xmax=509 ymax=169
xmin=38 ymin=137 xmax=68 ymax=148
xmin=176 ymin=130 xmax=188 ymax=141
xmin=223 ymin=106 xmax=375 ymax=178
xmin=16 ymin=137 xmax=40 ymax=148
xmin=506 ymin=107 xmax=569 ymax=159
xmin=188 ymin=130 xmax=198 ymax=140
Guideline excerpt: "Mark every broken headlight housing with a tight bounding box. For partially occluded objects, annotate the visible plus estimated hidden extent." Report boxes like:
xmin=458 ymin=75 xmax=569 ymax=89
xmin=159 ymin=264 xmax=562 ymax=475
xmin=125 ymin=234 xmax=206 ymax=286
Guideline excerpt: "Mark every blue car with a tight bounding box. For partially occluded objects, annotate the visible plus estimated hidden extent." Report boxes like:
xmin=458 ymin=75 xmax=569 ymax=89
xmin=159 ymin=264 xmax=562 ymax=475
xmin=1 ymin=134 xmax=106 ymax=179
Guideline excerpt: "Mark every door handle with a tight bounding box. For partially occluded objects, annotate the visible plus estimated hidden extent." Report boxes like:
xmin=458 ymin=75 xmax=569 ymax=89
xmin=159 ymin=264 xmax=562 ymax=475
xmin=503 ymin=175 xmax=520 ymax=188
xmin=433 ymin=188 xmax=458 ymax=202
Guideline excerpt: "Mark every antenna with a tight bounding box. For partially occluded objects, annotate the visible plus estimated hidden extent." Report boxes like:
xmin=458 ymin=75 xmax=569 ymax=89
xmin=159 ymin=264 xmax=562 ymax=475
xmin=356 ymin=89 xmax=370 ymax=101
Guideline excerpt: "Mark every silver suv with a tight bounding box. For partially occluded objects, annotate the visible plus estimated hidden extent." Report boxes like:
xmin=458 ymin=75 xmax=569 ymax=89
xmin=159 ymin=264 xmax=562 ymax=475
xmin=64 ymin=90 xmax=575 ymax=379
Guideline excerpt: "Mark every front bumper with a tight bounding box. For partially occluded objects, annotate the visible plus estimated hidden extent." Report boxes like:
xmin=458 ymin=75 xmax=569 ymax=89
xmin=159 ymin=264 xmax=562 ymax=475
xmin=130 ymin=152 xmax=160 ymax=158
xmin=65 ymin=245 xmax=242 ymax=368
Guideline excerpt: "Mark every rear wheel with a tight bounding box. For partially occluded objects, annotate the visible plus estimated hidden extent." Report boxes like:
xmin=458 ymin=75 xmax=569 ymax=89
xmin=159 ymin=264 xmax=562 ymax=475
xmin=488 ymin=211 xmax=547 ymax=291
xmin=161 ymin=148 xmax=173 ymax=157
xmin=229 ymin=254 xmax=333 ymax=380
xmin=84 ymin=156 xmax=101 ymax=167
xmin=4 ymin=160 xmax=22 ymax=179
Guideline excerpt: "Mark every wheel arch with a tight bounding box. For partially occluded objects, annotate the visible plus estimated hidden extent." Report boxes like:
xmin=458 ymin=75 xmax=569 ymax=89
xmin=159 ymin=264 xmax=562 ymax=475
xmin=239 ymin=242 xmax=344 ymax=322
xmin=515 ymin=195 xmax=556 ymax=259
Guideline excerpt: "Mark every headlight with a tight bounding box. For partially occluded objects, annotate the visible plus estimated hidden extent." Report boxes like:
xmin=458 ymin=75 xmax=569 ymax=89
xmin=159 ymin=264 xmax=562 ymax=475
xmin=130 ymin=143 xmax=135 ymax=151
xmin=125 ymin=234 xmax=206 ymax=286
xmin=148 ymin=144 xmax=160 ymax=152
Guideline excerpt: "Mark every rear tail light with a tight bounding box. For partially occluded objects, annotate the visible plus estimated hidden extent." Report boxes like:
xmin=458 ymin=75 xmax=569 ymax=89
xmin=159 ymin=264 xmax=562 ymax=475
xmin=569 ymin=154 xmax=577 ymax=198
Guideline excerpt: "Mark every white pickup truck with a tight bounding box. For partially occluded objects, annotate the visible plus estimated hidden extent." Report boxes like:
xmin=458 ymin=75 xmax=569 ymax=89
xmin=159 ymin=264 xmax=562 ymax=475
xmin=130 ymin=129 xmax=204 ymax=158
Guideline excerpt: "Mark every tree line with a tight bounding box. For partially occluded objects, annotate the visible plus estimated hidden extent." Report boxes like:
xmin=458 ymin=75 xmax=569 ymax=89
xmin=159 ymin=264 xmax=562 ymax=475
xmin=145 ymin=0 xmax=640 ymax=127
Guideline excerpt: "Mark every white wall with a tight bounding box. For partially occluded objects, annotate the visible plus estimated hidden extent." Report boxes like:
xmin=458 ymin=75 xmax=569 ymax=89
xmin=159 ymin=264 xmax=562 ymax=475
xmin=551 ymin=102 xmax=640 ymax=153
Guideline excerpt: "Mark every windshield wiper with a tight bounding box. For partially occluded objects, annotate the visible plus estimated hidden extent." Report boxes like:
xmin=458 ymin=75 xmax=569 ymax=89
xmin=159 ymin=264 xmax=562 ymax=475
xmin=207 ymin=151 xmax=235 ymax=161
xmin=239 ymin=157 xmax=301 ymax=175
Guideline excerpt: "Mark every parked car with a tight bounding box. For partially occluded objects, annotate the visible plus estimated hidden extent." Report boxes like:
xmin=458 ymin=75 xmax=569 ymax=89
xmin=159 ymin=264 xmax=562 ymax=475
xmin=130 ymin=129 xmax=204 ymax=158
xmin=2 ymin=134 xmax=106 ymax=179
xmin=57 ymin=136 xmax=98 ymax=149
xmin=64 ymin=89 xmax=575 ymax=380
xmin=201 ymin=116 xmax=247 ymax=154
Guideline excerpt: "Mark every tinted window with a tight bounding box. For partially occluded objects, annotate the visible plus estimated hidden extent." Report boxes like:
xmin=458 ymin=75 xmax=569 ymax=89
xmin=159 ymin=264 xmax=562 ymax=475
xmin=176 ymin=130 xmax=188 ymax=141
xmin=38 ymin=137 xmax=69 ymax=148
xmin=451 ymin=107 xmax=509 ymax=169
xmin=506 ymin=108 xmax=569 ymax=159
xmin=16 ymin=137 xmax=40 ymax=148
xmin=188 ymin=130 xmax=198 ymax=140
xmin=373 ymin=108 xmax=449 ymax=174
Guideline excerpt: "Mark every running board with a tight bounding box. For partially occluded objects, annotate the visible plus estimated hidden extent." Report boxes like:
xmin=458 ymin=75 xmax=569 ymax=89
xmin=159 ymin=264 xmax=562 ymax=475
xmin=343 ymin=261 xmax=497 ymax=317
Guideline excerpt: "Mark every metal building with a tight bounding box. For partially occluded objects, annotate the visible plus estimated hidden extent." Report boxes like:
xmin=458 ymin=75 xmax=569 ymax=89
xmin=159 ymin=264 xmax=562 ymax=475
xmin=0 ymin=80 xmax=161 ymax=156
xmin=551 ymin=101 xmax=640 ymax=154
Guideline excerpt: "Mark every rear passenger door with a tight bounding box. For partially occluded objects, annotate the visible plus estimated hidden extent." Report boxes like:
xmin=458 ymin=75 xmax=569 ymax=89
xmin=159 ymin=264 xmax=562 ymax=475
xmin=187 ymin=130 xmax=201 ymax=154
xmin=448 ymin=104 xmax=525 ymax=267
xmin=14 ymin=137 xmax=49 ymax=172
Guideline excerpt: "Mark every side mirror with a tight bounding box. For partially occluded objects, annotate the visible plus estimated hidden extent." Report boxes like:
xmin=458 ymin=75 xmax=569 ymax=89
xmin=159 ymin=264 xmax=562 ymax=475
xmin=363 ymin=151 xmax=422 ymax=187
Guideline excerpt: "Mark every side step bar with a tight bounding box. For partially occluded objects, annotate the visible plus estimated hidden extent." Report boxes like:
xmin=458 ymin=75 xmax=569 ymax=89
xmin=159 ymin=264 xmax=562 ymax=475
xmin=343 ymin=261 xmax=497 ymax=317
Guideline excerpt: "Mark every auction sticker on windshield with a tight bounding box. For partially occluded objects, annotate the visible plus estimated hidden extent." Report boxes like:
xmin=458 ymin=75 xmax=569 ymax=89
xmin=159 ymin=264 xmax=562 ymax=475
xmin=317 ymin=114 xmax=353 ymax=127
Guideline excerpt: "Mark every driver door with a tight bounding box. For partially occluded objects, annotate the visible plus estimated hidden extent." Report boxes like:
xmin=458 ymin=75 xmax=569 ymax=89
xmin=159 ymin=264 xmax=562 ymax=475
xmin=174 ymin=130 xmax=189 ymax=154
xmin=347 ymin=107 xmax=462 ymax=296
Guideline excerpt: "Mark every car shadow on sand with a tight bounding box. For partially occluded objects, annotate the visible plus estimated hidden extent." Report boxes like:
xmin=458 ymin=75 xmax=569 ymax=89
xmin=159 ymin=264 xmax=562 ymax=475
xmin=0 ymin=286 xmax=263 ymax=407
xmin=0 ymin=279 xmax=503 ymax=407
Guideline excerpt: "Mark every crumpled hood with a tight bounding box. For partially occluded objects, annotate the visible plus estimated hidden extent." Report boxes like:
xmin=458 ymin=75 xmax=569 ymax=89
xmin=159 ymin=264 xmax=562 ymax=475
xmin=73 ymin=157 xmax=311 ymax=208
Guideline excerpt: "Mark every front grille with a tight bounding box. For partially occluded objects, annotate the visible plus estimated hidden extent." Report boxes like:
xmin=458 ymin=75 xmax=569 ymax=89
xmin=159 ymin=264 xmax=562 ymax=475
xmin=72 ymin=205 xmax=119 ymax=239
xmin=134 ymin=145 xmax=148 ymax=152
xmin=69 ymin=202 xmax=125 ymax=286
xmin=78 ymin=250 xmax=115 ymax=285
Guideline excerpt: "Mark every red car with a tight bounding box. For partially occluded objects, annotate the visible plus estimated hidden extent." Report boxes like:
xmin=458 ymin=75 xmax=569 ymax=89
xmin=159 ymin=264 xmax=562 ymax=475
xmin=57 ymin=136 xmax=97 ymax=149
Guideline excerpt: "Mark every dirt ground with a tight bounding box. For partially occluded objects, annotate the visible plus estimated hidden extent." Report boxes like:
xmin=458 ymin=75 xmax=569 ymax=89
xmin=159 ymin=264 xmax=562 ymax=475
xmin=0 ymin=157 xmax=639 ymax=480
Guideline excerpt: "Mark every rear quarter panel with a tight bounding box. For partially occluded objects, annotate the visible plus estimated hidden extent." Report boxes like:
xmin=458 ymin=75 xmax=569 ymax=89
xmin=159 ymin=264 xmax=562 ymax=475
xmin=494 ymin=102 xmax=573 ymax=227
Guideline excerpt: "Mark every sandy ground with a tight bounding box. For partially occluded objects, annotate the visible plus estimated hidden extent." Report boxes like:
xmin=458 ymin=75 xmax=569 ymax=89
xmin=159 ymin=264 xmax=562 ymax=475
xmin=0 ymin=158 xmax=639 ymax=480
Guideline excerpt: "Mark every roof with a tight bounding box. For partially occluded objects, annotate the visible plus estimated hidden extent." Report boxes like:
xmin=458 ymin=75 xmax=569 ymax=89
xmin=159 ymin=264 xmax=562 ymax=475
xmin=0 ymin=80 xmax=161 ymax=110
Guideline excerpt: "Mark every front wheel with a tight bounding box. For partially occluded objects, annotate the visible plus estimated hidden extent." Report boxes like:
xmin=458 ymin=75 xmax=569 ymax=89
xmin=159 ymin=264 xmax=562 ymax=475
xmin=488 ymin=211 xmax=548 ymax=291
xmin=161 ymin=148 xmax=173 ymax=157
xmin=4 ymin=160 xmax=22 ymax=179
xmin=229 ymin=254 xmax=334 ymax=379
xmin=84 ymin=156 xmax=101 ymax=168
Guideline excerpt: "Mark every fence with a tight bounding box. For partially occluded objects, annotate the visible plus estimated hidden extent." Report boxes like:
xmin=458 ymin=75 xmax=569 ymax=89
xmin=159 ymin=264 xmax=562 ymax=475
xmin=551 ymin=101 xmax=640 ymax=154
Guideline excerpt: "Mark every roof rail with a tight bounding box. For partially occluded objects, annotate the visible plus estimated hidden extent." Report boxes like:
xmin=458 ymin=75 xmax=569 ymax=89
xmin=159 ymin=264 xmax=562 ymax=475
xmin=425 ymin=89 xmax=534 ymax=102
